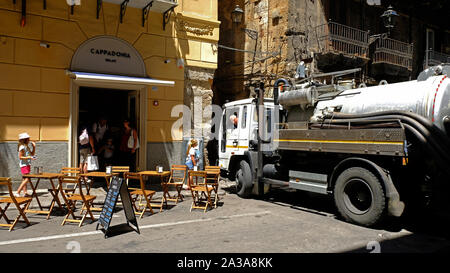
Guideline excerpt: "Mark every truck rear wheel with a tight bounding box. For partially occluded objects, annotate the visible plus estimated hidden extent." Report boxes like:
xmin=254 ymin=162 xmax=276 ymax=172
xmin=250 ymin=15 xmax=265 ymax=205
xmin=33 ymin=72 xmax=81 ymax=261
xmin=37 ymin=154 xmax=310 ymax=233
xmin=235 ymin=160 xmax=253 ymax=198
xmin=334 ymin=167 xmax=386 ymax=227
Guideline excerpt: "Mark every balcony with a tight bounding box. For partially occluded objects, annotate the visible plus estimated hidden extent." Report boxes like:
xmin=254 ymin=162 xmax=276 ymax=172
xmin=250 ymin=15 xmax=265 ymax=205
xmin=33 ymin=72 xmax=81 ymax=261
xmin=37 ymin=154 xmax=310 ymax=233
xmin=372 ymin=37 xmax=413 ymax=70
xmin=424 ymin=50 xmax=450 ymax=69
xmin=312 ymin=22 xmax=370 ymax=71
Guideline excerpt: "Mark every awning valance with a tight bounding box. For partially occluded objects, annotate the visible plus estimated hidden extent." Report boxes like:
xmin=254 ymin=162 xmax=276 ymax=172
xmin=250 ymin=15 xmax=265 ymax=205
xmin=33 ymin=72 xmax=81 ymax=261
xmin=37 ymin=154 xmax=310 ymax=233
xmin=67 ymin=71 xmax=175 ymax=89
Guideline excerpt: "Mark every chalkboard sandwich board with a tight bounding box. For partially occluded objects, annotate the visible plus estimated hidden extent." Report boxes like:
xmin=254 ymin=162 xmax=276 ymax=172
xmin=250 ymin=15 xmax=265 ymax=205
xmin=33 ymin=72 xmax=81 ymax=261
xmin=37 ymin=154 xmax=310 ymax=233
xmin=96 ymin=176 xmax=139 ymax=238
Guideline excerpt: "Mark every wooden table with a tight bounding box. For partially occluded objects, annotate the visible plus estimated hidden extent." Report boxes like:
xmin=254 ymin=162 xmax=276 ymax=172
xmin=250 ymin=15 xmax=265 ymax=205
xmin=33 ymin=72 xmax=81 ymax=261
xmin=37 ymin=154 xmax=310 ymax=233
xmin=80 ymin=172 xmax=117 ymax=194
xmin=22 ymin=172 xmax=64 ymax=219
xmin=138 ymin=171 xmax=171 ymax=211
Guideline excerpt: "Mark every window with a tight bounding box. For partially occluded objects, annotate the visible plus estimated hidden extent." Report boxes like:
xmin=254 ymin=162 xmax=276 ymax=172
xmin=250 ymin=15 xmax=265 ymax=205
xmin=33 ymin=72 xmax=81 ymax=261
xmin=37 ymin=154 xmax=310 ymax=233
xmin=221 ymin=111 xmax=226 ymax=153
xmin=241 ymin=106 xmax=247 ymax=129
xmin=225 ymin=108 xmax=239 ymax=130
xmin=426 ymin=28 xmax=435 ymax=51
xmin=266 ymin=109 xmax=272 ymax=134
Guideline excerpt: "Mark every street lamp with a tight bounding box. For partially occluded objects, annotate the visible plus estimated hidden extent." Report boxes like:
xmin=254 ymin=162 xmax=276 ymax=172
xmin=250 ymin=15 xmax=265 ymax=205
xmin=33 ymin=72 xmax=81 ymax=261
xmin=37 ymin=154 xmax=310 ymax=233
xmin=231 ymin=5 xmax=244 ymax=24
xmin=231 ymin=4 xmax=258 ymax=40
xmin=369 ymin=5 xmax=399 ymax=44
xmin=380 ymin=5 xmax=398 ymax=35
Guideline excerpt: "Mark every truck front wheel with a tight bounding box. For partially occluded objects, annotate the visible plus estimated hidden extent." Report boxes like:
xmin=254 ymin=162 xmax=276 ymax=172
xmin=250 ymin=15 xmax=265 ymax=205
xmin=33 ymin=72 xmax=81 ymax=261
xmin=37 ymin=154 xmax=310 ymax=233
xmin=235 ymin=160 xmax=253 ymax=198
xmin=334 ymin=167 xmax=386 ymax=227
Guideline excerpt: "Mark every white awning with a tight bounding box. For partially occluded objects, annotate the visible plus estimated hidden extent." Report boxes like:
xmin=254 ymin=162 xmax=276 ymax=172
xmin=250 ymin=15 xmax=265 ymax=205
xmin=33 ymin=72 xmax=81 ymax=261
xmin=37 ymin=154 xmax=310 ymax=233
xmin=67 ymin=71 xmax=175 ymax=89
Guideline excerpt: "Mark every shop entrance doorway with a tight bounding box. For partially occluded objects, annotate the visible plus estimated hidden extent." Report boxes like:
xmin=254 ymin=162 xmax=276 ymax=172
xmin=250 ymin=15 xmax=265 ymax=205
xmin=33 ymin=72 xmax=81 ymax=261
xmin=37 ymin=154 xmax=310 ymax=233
xmin=68 ymin=35 xmax=174 ymax=170
xmin=78 ymin=87 xmax=140 ymax=171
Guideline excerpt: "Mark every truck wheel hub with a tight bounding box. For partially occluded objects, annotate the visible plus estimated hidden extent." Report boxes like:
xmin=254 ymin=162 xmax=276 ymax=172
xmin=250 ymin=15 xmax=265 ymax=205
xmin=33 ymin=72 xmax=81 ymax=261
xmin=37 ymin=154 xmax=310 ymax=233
xmin=343 ymin=178 xmax=374 ymax=215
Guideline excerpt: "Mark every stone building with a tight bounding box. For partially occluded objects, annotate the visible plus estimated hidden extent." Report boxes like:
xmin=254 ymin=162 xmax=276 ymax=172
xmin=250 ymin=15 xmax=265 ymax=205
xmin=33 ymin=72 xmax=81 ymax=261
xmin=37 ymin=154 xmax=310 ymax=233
xmin=0 ymin=0 xmax=220 ymax=182
xmin=214 ymin=0 xmax=450 ymax=103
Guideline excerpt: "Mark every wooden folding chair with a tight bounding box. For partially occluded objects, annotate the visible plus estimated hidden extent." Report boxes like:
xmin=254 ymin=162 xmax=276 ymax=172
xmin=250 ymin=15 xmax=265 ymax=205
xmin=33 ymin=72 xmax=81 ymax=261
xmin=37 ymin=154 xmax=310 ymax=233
xmin=47 ymin=167 xmax=81 ymax=219
xmin=112 ymin=166 xmax=132 ymax=194
xmin=162 ymin=165 xmax=187 ymax=204
xmin=61 ymin=167 xmax=82 ymax=177
xmin=112 ymin=166 xmax=130 ymax=179
xmin=0 ymin=177 xmax=32 ymax=231
xmin=59 ymin=176 xmax=96 ymax=227
xmin=205 ymin=166 xmax=220 ymax=208
xmin=125 ymin=172 xmax=156 ymax=219
xmin=189 ymin=171 xmax=214 ymax=212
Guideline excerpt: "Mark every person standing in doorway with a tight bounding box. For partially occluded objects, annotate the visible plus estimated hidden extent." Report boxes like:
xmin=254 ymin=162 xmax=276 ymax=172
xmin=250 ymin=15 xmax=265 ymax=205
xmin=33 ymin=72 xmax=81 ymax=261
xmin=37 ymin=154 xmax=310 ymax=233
xmin=79 ymin=125 xmax=95 ymax=174
xmin=119 ymin=119 xmax=138 ymax=172
xmin=16 ymin=133 xmax=36 ymax=197
xmin=92 ymin=116 xmax=108 ymax=169
xmin=92 ymin=116 xmax=108 ymax=147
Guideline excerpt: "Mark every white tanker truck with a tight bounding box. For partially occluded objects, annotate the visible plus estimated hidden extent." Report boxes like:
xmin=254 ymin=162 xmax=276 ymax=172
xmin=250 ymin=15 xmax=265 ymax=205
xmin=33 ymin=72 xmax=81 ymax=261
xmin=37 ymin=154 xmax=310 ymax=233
xmin=218 ymin=65 xmax=450 ymax=227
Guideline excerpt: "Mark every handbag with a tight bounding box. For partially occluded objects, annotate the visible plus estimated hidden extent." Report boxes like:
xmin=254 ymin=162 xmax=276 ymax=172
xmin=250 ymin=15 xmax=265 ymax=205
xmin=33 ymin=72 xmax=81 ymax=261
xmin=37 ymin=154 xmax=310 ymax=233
xmin=79 ymin=130 xmax=89 ymax=145
xmin=87 ymin=155 xmax=99 ymax=171
xmin=185 ymin=157 xmax=194 ymax=169
xmin=127 ymin=132 xmax=140 ymax=149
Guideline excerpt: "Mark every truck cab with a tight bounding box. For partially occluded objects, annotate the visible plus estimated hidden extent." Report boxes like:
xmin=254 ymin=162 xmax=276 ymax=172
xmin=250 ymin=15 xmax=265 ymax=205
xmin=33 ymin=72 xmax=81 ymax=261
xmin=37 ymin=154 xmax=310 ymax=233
xmin=218 ymin=98 xmax=276 ymax=177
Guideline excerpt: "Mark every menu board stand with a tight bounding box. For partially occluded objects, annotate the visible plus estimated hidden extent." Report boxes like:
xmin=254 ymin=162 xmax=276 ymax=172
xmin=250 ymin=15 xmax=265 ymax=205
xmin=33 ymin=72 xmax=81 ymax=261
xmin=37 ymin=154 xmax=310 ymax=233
xmin=96 ymin=176 xmax=140 ymax=238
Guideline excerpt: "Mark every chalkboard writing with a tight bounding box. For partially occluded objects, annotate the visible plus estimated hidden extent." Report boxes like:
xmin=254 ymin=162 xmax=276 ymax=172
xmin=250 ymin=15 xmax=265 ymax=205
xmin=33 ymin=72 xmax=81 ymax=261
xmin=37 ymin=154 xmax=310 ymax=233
xmin=96 ymin=176 xmax=139 ymax=238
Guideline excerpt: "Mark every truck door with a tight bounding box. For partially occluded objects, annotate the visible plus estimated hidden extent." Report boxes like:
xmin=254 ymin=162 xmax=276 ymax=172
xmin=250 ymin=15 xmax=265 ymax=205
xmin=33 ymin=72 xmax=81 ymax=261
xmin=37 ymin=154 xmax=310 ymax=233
xmin=238 ymin=105 xmax=250 ymax=150
xmin=219 ymin=106 xmax=241 ymax=169
xmin=250 ymin=104 xmax=275 ymax=152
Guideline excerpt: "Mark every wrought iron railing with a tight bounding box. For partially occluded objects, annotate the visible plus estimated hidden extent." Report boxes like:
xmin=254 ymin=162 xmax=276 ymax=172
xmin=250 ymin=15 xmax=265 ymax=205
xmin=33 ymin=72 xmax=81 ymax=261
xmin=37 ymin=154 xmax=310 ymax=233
xmin=424 ymin=50 xmax=450 ymax=68
xmin=373 ymin=37 xmax=413 ymax=71
xmin=313 ymin=21 xmax=369 ymax=59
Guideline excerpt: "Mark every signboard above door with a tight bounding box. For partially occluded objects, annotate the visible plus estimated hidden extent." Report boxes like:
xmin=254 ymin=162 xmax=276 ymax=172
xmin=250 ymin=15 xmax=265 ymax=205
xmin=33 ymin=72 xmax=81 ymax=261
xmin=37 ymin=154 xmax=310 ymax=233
xmin=70 ymin=36 xmax=147 ymax=78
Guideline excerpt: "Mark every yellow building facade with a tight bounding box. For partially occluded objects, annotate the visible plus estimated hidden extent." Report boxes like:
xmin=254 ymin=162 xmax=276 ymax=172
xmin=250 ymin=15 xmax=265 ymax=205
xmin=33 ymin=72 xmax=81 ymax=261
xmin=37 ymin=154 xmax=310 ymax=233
xmin=0 ymin=0 xmax=219 ymax=180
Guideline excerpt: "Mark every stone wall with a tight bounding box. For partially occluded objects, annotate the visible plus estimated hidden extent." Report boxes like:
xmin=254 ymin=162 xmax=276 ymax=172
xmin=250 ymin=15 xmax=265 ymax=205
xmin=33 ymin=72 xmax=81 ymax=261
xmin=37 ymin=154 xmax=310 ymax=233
xmin=217 ymin=0 xmax=448 ymax=102
xmin=184 ymin=66 xmax=215 ymax=166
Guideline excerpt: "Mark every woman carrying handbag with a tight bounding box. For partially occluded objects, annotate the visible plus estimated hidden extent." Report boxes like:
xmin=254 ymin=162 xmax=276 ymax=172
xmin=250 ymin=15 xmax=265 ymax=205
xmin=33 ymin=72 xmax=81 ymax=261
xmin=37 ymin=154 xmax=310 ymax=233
xmin=79 ymin=125 xmax=96 ymax=174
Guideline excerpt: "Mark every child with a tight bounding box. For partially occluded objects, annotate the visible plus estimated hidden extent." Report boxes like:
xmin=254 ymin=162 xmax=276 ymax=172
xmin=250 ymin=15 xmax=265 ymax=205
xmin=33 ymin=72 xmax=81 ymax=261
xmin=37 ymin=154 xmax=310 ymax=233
xmin=184 ymin=139 xmax=199 ymax=189
xmin=98 ymin=137 xmax=115 ymax=170
xmin=17 ymin=132 xmax=36 ymax=197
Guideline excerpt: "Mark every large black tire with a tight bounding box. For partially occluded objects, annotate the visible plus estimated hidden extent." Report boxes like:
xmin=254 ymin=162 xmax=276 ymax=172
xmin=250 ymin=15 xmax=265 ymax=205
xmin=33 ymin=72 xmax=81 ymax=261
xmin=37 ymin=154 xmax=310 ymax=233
xmin=235 ymin=160 xmax=253 ymax=198
xmin=334 ymin=167 xmax=386 ymax=227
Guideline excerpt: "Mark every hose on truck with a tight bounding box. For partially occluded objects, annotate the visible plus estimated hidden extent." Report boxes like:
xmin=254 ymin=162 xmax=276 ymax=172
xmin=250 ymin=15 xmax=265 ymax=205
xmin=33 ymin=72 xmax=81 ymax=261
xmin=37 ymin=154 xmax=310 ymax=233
xmin=320 ymin=115 xmax=450 ymax=162
xmin=326 ymin=111 xmax=450 ymax=151
xmin=315 ymin=110 xmax=450 ymax=176
xmin=402 ymin=123 xmax=450 ymax=175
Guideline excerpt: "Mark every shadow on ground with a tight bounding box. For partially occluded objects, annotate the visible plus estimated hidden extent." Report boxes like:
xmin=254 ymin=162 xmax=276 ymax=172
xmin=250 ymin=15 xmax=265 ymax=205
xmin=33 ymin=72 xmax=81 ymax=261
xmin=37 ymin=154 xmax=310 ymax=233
xmin=221 ymin=177 xmax=450 ymax=252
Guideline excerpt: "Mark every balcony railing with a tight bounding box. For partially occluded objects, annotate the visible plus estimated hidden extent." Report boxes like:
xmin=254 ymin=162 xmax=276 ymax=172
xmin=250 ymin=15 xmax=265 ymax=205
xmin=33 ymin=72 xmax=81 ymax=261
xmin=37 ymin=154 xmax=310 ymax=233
xmin=373 ymin=37 xmax=413 ymax=71
xmin=313 ymin=22 xmax=369 ymax=59
xmin=424 ymin=50 xmax=450 ymax=68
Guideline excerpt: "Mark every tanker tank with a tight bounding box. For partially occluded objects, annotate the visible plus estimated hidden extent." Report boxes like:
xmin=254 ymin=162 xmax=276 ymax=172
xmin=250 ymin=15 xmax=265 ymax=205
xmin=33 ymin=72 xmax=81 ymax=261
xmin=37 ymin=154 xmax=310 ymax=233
xmin=310 ymin=74 xmax=450 ymax=134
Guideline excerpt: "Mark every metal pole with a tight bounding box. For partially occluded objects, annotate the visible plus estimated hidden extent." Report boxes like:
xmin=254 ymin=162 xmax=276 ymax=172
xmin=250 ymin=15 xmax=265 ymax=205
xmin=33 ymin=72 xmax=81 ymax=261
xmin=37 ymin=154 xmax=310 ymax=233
xmin=256 ymin=82 xmax=265 ymax=197
xmin=425 ymin=30 xmax=429 ymax=69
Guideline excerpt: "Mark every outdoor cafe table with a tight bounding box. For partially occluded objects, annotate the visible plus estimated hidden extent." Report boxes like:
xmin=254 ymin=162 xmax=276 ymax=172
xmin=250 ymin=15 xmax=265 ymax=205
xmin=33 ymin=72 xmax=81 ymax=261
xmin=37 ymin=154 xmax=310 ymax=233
xmin=22 ymin=172 xmax=64 ymax=219
xmin=138 ymin=171 xmax=171 ymax=211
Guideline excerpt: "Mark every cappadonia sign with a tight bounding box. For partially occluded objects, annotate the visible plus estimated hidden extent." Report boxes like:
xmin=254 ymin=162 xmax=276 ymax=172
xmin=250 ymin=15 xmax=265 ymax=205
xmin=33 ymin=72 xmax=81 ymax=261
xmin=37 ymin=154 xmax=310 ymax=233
xmin=70 ymin=36 xmax=147 ymax=78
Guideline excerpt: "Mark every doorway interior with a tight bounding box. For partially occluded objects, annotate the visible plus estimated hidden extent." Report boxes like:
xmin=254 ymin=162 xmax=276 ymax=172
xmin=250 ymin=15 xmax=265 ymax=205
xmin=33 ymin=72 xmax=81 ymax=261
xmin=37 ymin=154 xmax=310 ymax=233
xmin=78 ymin=87 xmax=139 ymax=171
